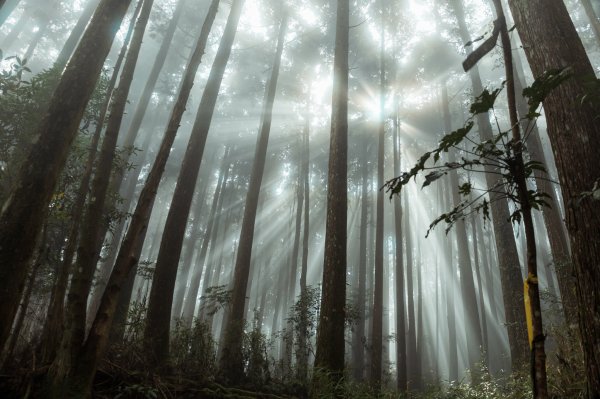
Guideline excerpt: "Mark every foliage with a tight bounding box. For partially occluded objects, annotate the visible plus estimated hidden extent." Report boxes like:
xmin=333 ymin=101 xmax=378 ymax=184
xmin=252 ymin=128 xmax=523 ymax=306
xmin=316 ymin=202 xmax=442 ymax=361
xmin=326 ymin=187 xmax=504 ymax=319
xmin=200 ymin=284 xmax=234 ymax=316
xmin=243 ymin=316 xmax=272 ymax=387
xmin=383 ymin=69 xmax=572 ymax=237
xmin=171 ymin=318 xmax=217 ymax=378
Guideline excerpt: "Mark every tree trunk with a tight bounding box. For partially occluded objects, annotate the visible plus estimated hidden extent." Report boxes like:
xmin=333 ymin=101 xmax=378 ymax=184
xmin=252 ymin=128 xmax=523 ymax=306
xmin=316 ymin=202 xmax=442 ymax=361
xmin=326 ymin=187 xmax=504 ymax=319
xmin=297 ymin=114 xmax=311 ymax=383
xmin=493 ymin=2 xmax=548 ymax=395
xmin=54 ymin=0 xmax=101 ymax=67
xmin=449 ymin=0 xmax=529 ymax=370
xmin=0 ymin=0 xmax=133 ymax=356
xmin=43 ymin=0 xmax=221 ymax=394
xmin=442 ymin=82 xmax=484 ymax=375
xmin=39 ymin=3 xmax=138 ymax=362
xmin=507 ymin=0 xmax=600 ymax=394
xmin=142 ymin=0 xmax=232 ymax=367
xmin=370 ymin=6 xmax=385 ymax=388
xmin=404 ymin=197 xmax=419 ymax=389
xmin=50 ymin=1 xmax=151 ymax=383
xmin=312 ymin=0 xmax=349 ymax=391
xmin=392 ymin=97 xmax=407 ymax=392
xmin=181 ymin=148 xmax=231 ymax=328
xmin=218 ymin=11 xmax=286 ymax=382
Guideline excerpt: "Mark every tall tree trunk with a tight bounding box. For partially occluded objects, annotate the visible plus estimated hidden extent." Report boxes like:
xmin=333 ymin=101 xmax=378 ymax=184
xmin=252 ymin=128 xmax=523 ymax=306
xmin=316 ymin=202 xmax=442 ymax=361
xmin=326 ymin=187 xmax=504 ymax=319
xmin=297 ymin=114 xmax=311 ymax=383
xmin=506 ymin=0 xmax=600 ymax=394
xmin=47 ymin=1 xmax=220 ymax=394
xmin=170 ymin=154 xmax=214 ymax=321
xmin=142 ymin=0 xmax=234 ymax=367
xmin=393 ymin=97 xmax=407 ymax=392
xmin=442 ymin=82 xmax=484 ymax=375
xmin=492 ymin=2 xmax=548 ymax=395
xmin=404 ymin=197 xmax=419 ymax=389
xmin=119 ymin=0 xmax=187 ymax=150
xmin=511 ymin=48 xmax=575 ymax=327
xmin=218 ymin=11 xmax=287 ymax=382
xmin=352 ymin=137 xmax=369 ymax=382
xmin=39 ymin=3 xmax=138 ymax=362
xmin=449 ymin=0 xmax=529 ymax=370
xmin=181 ymin=148 xmax=231 ymax=328
xmin=313 ymin=0 xmax=349 ymax=391
xmin=444 ymin=181 xmax=459 ymax=382
xmin=0 ymin=0 xmax=133 ymax=356
xmin=471 ymin=215 xmax=489 ymax=367
xmin=370 ymin=5 xmax=385 ymax=388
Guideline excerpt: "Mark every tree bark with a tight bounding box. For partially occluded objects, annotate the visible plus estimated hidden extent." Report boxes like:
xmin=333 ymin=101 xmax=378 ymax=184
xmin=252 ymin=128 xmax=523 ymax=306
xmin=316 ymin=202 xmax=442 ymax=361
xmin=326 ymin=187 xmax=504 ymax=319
xmin=0 ymin=0 xmax=133 ymax=356
xmin=312 ymin=0 xmax=349 ymax=391
xmin=142 ymin=0 xmax=231 ymax=367
xmin=218 ymin=11 xmax=287 ymax=382
xmin=65 ymin=0 xmax=149 ymax=358
xmin=507 ymin=0 xmax=600 ymax=394
xmin=449 ymin=0 xmax=529 ymax=370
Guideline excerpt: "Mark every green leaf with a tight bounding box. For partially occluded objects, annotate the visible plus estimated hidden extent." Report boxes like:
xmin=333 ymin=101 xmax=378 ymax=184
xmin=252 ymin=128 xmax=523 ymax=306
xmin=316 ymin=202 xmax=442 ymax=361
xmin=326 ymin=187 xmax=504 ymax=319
xmin=422 ymin=171 xmax=445 ymax=188
xmin=523 ymin=67 xmax=573 ymax=118
xmin=470 ymin=85 xmax=504 ymax=115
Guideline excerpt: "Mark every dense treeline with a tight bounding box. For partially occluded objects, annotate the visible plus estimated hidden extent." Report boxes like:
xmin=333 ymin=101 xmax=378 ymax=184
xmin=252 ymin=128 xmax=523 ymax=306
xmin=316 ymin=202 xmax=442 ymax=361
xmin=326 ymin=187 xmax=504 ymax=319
xmin=0 ymin=0 xmax=598 ymax=398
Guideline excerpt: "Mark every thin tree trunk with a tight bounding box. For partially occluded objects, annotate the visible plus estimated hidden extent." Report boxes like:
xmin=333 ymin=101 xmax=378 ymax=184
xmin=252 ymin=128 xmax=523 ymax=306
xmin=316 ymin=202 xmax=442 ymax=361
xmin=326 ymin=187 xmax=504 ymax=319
xmin=143 ymin=0 xmax=233 ymax=367
xmin=404 ymin=197 xmax=419 ymax=389
xmin=507 ymin=0 xmax=600 ymax=394
xmin=393 ymin=97 xmax=407 ymax=392
xmin=313 ymin=0 xmax=349 ymax=391
xmin=39 ymin=3 xmax=138 ymax=362
xmin=218 ymin=11 xmax=287 ymax=382
xmin=53 ymin=1 xmax=152 ymax=381
xmin=181 ymin=148 xmax=231 ymax=328
xmin=0 ymin=0 xmax=133 ymax=356
xmin=449 ymin=0 xmax=529 ymax=370
xmin=493 ymin=2 xmax=548 ymax=395
xmin=47 ymin=1 xmax=221 ymax=394
xmin=297 ymin=114 xmax=310 ymax=383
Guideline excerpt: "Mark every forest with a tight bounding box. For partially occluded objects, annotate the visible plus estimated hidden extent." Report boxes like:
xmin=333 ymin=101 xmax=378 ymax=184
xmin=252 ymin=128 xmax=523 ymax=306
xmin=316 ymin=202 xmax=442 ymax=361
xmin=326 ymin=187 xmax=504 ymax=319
xmin=0 ymin=0 xmax=599 ymax=398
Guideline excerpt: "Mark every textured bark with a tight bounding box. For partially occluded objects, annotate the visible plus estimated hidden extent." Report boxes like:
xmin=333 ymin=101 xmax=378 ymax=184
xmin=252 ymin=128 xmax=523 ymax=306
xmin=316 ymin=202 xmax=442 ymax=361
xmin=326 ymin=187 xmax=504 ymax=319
xmin=142 ymin=0 xmax=229 ymax=366
xmin=55 ymin=0 xmax=101 ymax=68
xmin=0 ymin=0 xmax=132 ymax=356
xmin=218 ymin=12 xmax=286 ymax=382
xmin=507 ymin=0 xmax=600 ymax=394
xmin=512 ymin=49 xmax=576 ymax=326
xmin=493 ymin=2 xmax=548 ymax=395
xmin=312 ymin=0 xmax=349 ymax=390
xmin=39 ymin=4 xmax=137 ymax=362
xmin=49 ymin=3 xmax=152 ymax=385
xmin=56 ymin=0 xmax=221 ymax=389
xmin=449 ymin=0 xmax=528 ymax=370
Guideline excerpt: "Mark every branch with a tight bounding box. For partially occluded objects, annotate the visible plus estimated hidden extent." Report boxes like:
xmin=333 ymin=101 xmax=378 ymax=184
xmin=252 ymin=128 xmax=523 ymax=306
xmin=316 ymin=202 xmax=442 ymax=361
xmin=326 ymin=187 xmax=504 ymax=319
xmin=462 ymin=19 xmax=501 ymax=72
